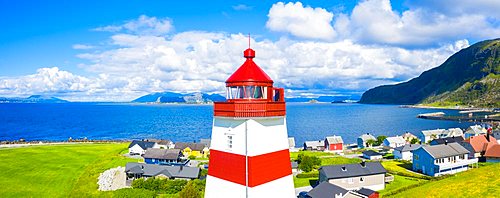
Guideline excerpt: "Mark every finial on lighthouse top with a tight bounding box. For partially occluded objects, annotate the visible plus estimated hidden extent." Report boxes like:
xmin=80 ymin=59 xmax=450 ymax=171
xmin=244 ymin=34 xmax=255 ymax=59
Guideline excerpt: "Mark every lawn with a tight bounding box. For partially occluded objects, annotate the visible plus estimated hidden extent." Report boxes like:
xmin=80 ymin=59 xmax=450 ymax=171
xmin=293 ymin=175 xmax=317 ymax=188
xmin=320 ymin=156 xmax=362 ymax=166
xmin=390 ymin=163 xmax=500 ymax=197
xmin=381 ymin=160 xmax=430 ymax=179
xmin=289 ymin=151 xmax=335 ymax=161
xmin=0 ymin=143 xmax=139 ymax=198
xmin=379 ymin=175 xmax=426 ymax=197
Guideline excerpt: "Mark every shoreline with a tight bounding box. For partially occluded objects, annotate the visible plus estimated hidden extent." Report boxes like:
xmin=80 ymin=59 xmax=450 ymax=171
xmin=400 ymin=104 xmax=497 ymax=111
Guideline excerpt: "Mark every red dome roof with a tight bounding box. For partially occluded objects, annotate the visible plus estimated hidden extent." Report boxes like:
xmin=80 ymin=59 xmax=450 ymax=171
xmin=226 ymin=48 xmax=273 ymax=86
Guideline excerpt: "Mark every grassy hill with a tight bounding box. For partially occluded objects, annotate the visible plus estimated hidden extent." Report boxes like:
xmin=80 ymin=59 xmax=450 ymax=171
xmin=360 ymin=38 xmax=500 ymax=107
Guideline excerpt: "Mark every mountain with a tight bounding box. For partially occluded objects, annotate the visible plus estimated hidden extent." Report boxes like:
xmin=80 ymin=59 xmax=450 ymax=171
xmin=286 ymin=95 xmax=360 ymax=103
xmin=360 ymin=38 xmax=500 ymax=107
xmin=132 ymin=92 xmax=226 ymax=103
xmin=0 ymin=95 xmax=69 ymax=103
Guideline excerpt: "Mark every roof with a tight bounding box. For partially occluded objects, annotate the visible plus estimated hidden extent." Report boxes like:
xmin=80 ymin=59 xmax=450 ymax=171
xmin=288 ymin=137 xmax=296 ymax=148
xmin=199 ymin=139 xmax=211 ymax=147
xmin=421 ymin=129 xmax=446 ymax=136
xmin=225 ymin=48 xmax=273 ymax=85
xmin=358 ymin=133 xmax=376 ymax=142
xmin=466 ymin=125 xmax=486 ymax=135
xmin=394 ymin=144 xmax=421 ymax=152
xmin=174 ymin=142 xmax=207 ymax=151
xmin=447 ymin=128 xmax=464 ymax=136
xmin=362 ymin=150 xmax=382 ymax=156
xmin=125 ymin=162 xmax=200 ymax=179
xmin=430 ymin=136 xmax=465 ymax=145
xmin=304 ymin=140 xmax=325 ymax=148
xmin=401 ymin=132 xmax=417 ymax=139
xmin=325 ymin=136 xmax=344 ymax=144
xmin=357 ymin=188 xmax=377 ymax=197
xmin=420 ymin=142 xmax=470 ymax=159
xmin=143 ymin=148 xmax=181 ymax=160
xmin=307 ymin=182 xmax=348 ymax=198
xmin=129 ymin=140 xmax=157 ymax=150
xmin=385 ymin=136 xmax=406 ymax=145
xmin=146 ymin=139 xmax=172 ymax=146
xmin=291 ymin=161 xmax=298 ymax=169
xmin=319 ymin=162 xmax=387 ymax=179
xmin=462 ymin=135 xmax=498 ymax=153
xmin=484 ymin=144 xmax=500 ymax=158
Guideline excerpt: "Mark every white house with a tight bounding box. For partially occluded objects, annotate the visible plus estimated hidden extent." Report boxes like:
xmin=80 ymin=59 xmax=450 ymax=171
xmin=383 ymin=136 xmax=406 ymax=149
xmin=128 ymin=140 xmax=159 ymax=155
xmin=393 ymin=144 xmax=421 ymax=161
xmin=362 ymin=150 xmax=383 ymax=160
xmin=464 ymin=125 xmax=487 ymax=139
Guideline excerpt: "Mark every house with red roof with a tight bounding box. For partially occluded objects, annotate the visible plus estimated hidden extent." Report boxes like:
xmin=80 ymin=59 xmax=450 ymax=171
xmin=459 ymin=134 xmax=498 ymax=159
xmin=484 ymin=144 xmax=500 ymax=163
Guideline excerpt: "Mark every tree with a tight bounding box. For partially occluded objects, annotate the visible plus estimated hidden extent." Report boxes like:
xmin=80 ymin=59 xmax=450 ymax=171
xmin=179 ymin=181 xmax=201 ymax=198
xmin=376 ymin=136 xmax=387 ymax=146
xmin=188 ymin=155 xmax=197 ymax=160
xmin=366 ymin=139 xmax=376 ymax=147
xmin=298 ymin=155 xmax=321 ymax=172
xmin=410 ymin=138 xmax=419 ymax=144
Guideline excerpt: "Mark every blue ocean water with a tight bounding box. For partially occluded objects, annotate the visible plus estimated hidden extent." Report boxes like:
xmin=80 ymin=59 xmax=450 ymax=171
xmin=0 ymin=103 xmax=474 ymax=145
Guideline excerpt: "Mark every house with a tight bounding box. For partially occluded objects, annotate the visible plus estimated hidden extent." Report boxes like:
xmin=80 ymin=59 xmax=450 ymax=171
xmin=491 ymin=129 xmax=500 ymax=140
xmin=304 ymin=140 xmax=325 ymax=151
xmin=393 ymin=144 xmax=421 ymax=161
xmin=143 ymin=148 xmax=185 ymax=165
xmin=430 ymin=136 xmax=464 ymax=146
xmin=145 ymin=139 xmax=175 ymax=149
xmin=460 ymin=134 xmax=497 ymax=158
xmin=418 ymin=129 xmax=446 ymax=144
xmin=357 ymin=133 xmax=376 ymax=149
xmin=318 ymin=161 xmax=387 ymax=191
xmin=128 ymin=140 xmax=158 ymax=155
xmin=383 ymin=136 xmax=406 ymax=149
xmin=174 ymin=142 xmax=209 ymax=158
xmin=362 ymin=150 xmax=383 ymax=160
xmin=125 ymin=162 xmax=200 ymax=180
xmin=412 ymin=142 xmax=478 ymax=177
xmin=464 ymin=125 xmax=487 ymax=139
xmin=306 ymin=182 xmax=379 ymax=198
xmin=446 ymin=128 xmax=464 ymax=138
xmin=325 ymin=136 xmax=344 ymax=152
xmin=288 ymin=137 xmax=298 ymax=151
xmin=199 ymin=139 xmax=211 ymax=148
xmin=484 ymin=144 xmax=500 ymax=162
xmin=291 ymin=161 xmax=299 ymax=173
xmin=401 ymin=132 xmax=418 ymax=143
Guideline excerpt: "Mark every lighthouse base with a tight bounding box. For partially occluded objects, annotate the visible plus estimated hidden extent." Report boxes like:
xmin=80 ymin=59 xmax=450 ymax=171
xmin=204 ymin=175 xmax=295 ymax=198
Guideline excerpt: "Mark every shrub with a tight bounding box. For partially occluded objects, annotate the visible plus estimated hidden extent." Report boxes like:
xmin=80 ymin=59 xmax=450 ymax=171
xmin=112 ymin=188 xmax=157 ymax=198
xmin=179 ymin=181 xmax=201 ymax=198
xmin=298 ymin=155 xmax=321 ymax=172
xmin=188 ymin=155 xmax=197 ymax=160
xmin=296 ymin=172 xmax=319 ymax=178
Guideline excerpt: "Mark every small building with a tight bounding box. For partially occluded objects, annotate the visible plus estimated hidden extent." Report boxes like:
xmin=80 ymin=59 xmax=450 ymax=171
xmin=143 ymin=148 xmax=185 ymax=165
xmin=125 ymin=162 xmax=200 ymax=180
xmin=393 ymin=144 xmax=421 ymax=161
xmin=383 ymin=136 xmax=406 ymax=149
xmin=362 ymin=150 xmax=383 ymax=160
xmin=288 ymin=137 xmax=296 ymax=150
xmin=356 ymin=188 xmax=379 ymax=198
xmin=460 ymin=134 xmax=497 ymax=158
xmin=412 ymin=142 xmax=478 ymax=177
xmin=291 ymin=161 xmax=299 ymax=173
xmin=464 ymin=125 xmax=487 ymax=139
xmin=319 ymin=161 xmax=387 ymax=191
xmin=325 ymin=136 xmax=344 ymax=152
xmin=446 ymin=128 xmax=464 ymax=138
xmin=429 ymin=136 xmax=464 ymax=146
xmin=145 ymin=139 xmax=175 ymax=149
xmin=484 ymin=144 xmax=500 ymax=162
xmin=304 ymin=140 xmax=325 ymax=151
xmin=418 ymin=129 xmax=446 ymax=144
xmin=306 ymin=182 xmax=379 ymax=198
xmin=357 ymin=133 xmax=376 ymax=149
xmin=174 ymin=142 xmax=209 ymax=158
xmin=128 ymin=140 xmax=158 ymax=155
xmin=199 ymin=138 xmax=211 ymax=148
xmin=401 ymin=132 xmax=418 ymax=143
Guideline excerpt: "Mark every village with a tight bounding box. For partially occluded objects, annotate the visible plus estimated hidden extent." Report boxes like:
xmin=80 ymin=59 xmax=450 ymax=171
xmin=95 ymin=123 xmax=500 ymax=198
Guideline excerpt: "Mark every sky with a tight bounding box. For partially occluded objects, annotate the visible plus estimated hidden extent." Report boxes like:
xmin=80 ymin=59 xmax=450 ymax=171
xmin=0 ymin=0 xmax=499 ymax=101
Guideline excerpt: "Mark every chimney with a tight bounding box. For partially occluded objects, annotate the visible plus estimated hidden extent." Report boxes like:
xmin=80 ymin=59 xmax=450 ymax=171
xmin=360 ymin=161 xmax=366 ymax=168
xmin=341 ymin=166 xmax=346 ymax=171
xmin=444 ymin=139 xmax=448 ymax=145
xmin=487 ymin=130 xmax=491 ymax=142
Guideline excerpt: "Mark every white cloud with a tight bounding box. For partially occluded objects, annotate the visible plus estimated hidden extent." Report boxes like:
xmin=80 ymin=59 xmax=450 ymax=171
xmin=92 ymin=15 xmax=173 ymax=36
xmin=232 ymin=4 xmax=253 ymax=11
xmin=72 ymin=44 xmax=94 ymax=50
xmin=266 ymin=2 xmax=336 ymax=40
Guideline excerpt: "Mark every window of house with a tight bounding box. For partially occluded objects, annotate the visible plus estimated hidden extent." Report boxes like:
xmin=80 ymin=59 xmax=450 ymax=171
xmin=360 ymin=177 xmax=364 ymax=183
xmin=414 ymin=154 xmax=419 ymax=160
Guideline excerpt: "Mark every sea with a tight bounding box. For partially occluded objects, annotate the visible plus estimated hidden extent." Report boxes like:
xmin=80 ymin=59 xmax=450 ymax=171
xmin=0 ymin=103 xmax=476 ymax=145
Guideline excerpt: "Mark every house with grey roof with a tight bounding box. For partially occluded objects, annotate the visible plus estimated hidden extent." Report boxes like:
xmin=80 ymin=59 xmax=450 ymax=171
xmin=383 ymin=136 xmax=406 ymax=149
xmin=304 ymin=140 xmax=325 ymax=151
xmin=418 ymin=128 xmax=464 ymax=144
xmin=393 ymin=144 xmax=421 ymax=161
xmin=357 ymin=133 xmax=376 ymax=149
xmin=145 ymin=139 xmax=175 ymax=149
xmin=199 ymin=138 xmax=211 ymax=148
xmin=429 ymin=136 xmax=464 ymax=146
xmin=143 ymin=148 xmax=186 ymax=166
xmin=128 ymin=140 xmax=159 ymax=155
xmin=319 ymin=161 xmax=387 ymax=191
xmin=362 ymin=150 xmax=382 ymax=160
xmin=306 ymin=182 xmax=379 ymax=198
xmin=465 ymin=125 xmax=487 ymax=139
xmin=125 ymin=162 xmax=200 ymax=180
xmin=412 ymin=142 xmax=478 ymax=176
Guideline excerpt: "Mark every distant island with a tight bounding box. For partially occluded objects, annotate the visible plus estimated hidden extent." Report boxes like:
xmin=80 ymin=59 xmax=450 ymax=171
xmin=360 ymin=38 xmax=500 ymax=108
xmin=0 ymin=95 xmax=68 ymax=103
xmin=132 ymin=92 xmax=225 ymax=104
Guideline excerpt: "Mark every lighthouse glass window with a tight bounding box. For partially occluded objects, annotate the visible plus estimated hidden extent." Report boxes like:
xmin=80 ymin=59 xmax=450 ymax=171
xmin=227 ymin=86 xmax=267 ymax=99
xmin=227 ymin=135 xmax=233 ymax=149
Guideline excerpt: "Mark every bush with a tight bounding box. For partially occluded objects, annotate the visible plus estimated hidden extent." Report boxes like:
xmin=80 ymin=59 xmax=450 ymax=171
xmin=112 ymin=188 xmax=157 ymax=198
xmin=296 ymin=172 xmax=319 ymax=178
xmin=188 ymin=155 xmax=197 ymax=160
xmin=298 ymin=155 xmax=321 ymax=172
xmin=179 ymin=181 xmax=201 ymax=198
xmin=132 ymin=178 xmax=188 ymax=194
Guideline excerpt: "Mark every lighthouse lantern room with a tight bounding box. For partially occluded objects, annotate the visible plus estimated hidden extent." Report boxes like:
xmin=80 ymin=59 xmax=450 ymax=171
xmin=204 ymin=46 xmax=295 ymax=197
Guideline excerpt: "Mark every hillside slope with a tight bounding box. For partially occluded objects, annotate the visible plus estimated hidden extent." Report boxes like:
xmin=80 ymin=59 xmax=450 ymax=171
xmin=359 ymin=39 xmax=500 ymax=107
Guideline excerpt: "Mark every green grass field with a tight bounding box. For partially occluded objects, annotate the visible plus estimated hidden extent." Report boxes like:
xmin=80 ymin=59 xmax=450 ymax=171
xmin=0 ymin=143 xmax=139 ymax=198
xmin=289 ymin=151 xmax=335 ymax=160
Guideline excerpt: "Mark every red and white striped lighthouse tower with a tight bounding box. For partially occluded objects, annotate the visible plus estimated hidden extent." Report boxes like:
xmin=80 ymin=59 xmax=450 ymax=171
xmin=204 ymin=45 xmax=295 ymax=197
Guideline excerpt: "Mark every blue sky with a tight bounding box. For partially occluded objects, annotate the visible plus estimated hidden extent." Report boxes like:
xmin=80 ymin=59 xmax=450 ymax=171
xmin=0 ymin=0 xmax=499 ymax=101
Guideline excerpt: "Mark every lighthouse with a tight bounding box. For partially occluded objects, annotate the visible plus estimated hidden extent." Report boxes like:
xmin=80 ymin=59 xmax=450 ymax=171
xmin=204 ymin=46 xmax=295 ymax=197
